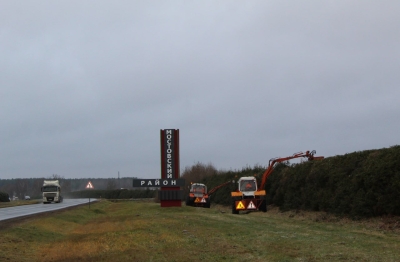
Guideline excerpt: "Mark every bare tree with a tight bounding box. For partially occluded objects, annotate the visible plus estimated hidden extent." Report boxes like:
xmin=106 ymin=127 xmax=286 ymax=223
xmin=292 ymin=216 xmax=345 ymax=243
xmin=107 ymin=179 xmax=117 ymax=190
xmin=48 ymin=174 xmax=64 ymax=180
xmin=181 ymin=162 xmax=218 ymax=196
xmin=14 ymin=179 xmax=28 ymax=199
xmin=62 ymin=179 xmax=71 ymax=193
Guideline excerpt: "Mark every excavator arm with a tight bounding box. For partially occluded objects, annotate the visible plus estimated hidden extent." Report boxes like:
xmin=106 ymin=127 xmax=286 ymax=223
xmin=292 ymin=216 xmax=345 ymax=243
xmin=208 ymin=180 xmax=234 ymax=195
xmin=258 ymin=150 xmax=324 ymax=190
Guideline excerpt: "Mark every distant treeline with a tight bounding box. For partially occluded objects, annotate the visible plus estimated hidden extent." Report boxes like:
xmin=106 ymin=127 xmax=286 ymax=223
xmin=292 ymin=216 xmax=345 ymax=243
xmin=181 ymin=145 xmax=400 ymax=218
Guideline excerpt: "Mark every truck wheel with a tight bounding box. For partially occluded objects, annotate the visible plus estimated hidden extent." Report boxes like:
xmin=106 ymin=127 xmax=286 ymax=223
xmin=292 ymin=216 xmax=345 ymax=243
xmin=232 ymin=199 xmax=239 ymax=214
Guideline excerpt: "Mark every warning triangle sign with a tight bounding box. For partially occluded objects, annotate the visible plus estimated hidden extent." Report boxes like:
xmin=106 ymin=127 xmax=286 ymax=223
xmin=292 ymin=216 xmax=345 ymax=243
xmin=195 ymin=197 xmax=201 ymax=203
xmin=236 ymin=201 xmax=245 ymax=210
xmin=247 ymin=201 xmax=256 ymax=209
xmin=86 ymin=181 xmax=94 ymax=189
xmin=200 ymin=197 xmax=206 ymax=203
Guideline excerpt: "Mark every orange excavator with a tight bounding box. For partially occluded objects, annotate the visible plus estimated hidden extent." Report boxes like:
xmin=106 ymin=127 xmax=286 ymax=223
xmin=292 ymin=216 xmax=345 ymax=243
xmin=186 ymin=180 xmax=234 ymax=208
xmin=231 ymin=150 xmax=324 ymax=214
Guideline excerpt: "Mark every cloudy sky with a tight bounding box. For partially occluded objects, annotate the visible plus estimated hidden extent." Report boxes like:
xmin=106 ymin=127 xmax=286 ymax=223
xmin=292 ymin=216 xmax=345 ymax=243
xmin=1 ymin=1 xmax=399 ymax=180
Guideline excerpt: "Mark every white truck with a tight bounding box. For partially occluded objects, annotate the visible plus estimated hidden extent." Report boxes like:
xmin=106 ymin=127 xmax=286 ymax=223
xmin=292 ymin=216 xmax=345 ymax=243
xmin=41 ymin=180 xmax=63 ymax=204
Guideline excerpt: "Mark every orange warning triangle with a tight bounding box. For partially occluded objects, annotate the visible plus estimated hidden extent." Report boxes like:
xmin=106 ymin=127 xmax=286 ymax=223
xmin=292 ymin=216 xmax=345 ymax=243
xmin=194 ymin=197 xmax=201 ymax=203
xmin=86 ymin=181 xmax=94 ymax=189
xmin=236 ymin=201 xmax=245 ymax=210
xmin=247 ymin=201 xmax=256 ymax=209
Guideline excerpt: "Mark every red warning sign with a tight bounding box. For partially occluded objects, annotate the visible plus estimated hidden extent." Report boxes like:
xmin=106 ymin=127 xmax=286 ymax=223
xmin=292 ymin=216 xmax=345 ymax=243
xmin=247 ymin=201 xmax=256 ymax=209
xmin=86 ymin=181 xmax=94 ymax=189
xmin=194 ymin=197 xmax=207 ymax=203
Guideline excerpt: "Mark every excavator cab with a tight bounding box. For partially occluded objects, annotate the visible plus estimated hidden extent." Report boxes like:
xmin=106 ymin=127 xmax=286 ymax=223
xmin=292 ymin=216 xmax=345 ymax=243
xmin=190 ymin=183 xmax=207 ymax=197
xmin=237 ymin=177 xmax=258 ymax=197
xmin=240 ymin=180 xmax=256 ymax=192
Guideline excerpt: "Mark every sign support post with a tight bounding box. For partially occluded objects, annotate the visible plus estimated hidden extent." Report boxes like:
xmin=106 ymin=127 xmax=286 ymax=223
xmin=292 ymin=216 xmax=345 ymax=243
xmin=86 ymin=181 xmax=94 ymax=209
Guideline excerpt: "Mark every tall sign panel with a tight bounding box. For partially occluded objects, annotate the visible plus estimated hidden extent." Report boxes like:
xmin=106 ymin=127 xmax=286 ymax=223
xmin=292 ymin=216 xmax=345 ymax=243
xmin=160 ymin=129 xmax=179 ymax=179
xmin=159 ymin=129 xmax=182 ymax=207
xmin=132 ymin=129 xmax=184 ymax=207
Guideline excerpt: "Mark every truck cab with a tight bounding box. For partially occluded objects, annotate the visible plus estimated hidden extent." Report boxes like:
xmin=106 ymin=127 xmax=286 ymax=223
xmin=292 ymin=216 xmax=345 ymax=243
xmin=41 ymin=180 xmax=63 ymax=204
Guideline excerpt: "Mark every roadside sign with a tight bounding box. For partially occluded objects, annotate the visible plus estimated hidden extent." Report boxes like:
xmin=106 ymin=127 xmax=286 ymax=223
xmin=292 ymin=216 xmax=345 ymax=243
xmin=132 ymin=178 xmax=185 ymax=187
xmin=86 ymin=181 xmax=94 ymax=189
xmin=194 ymin=197 xmax=207 ymax=203
xmin=247 ymin=201 xmax=256 ymax=209
xmin=236 ymin=201 xmax=245 ymax=210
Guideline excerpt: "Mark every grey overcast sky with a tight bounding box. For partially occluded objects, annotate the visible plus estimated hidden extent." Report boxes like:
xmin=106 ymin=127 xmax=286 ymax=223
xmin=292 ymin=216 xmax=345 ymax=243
xmin=1 ymin=1 xmax=399 ymax=179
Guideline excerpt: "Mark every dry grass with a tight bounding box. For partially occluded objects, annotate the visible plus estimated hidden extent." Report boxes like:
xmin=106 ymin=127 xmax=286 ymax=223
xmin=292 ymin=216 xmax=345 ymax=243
xmin=1 ymin=200 xmax=400 ymax=262
xmin=0 ymin=199 xmax=41 ymax=208
xmin=268 ymin=206 xmax=400 ymax=234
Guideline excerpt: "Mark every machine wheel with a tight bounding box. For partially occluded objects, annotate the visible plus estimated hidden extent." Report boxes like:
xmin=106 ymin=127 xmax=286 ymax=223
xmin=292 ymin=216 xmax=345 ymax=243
xmin=259 ymin=199 xmax=267 ymax=212
xmin=186 ymin=197 xmax=193 ymax=206
xmin=231 ymin=199 xmax=239 ymax=214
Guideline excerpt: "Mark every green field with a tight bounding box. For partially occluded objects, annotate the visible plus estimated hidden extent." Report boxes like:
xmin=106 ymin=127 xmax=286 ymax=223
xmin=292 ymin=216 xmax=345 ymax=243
xmin=1 ymin=200 xmax=399 ymax=262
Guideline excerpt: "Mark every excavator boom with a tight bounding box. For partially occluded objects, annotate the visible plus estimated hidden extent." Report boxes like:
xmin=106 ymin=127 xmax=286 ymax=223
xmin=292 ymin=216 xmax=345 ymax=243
xmin=258 ymin=150 xmax=324 ymax=190
xmin=208 ymin=180 xmax=234 ymax=195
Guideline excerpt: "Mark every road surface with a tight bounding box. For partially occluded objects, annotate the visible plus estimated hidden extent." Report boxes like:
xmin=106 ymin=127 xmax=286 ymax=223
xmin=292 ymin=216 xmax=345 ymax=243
xmin=0 ymin=198 xmax=97 ymax=222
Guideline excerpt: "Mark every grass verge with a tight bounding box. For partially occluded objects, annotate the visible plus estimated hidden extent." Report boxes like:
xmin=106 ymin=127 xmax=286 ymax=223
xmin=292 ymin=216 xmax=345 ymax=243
xmin=0 ymin=199 xmax=41 ymax=208
xmin=1 ymin=200 xmax=399 ymax=262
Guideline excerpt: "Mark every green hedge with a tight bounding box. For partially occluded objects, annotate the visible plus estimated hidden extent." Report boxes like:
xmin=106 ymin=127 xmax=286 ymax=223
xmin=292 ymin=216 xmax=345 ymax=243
xmin=65 ymin=189 xmax=157 ymax=199
xmin=267 ymin=146 xmax=400 ymax=218
xmin=200 ymin=145 xmax=400 ymax=218
xmin=0 ymin=191 xmax=10 ymax=202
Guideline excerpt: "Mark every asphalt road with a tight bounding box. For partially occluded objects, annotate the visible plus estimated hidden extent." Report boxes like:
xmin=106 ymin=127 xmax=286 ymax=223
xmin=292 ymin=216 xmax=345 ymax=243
xmin=0 ymin=198 xmax=97 ymax=222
